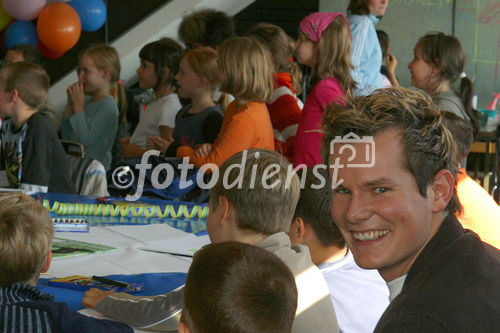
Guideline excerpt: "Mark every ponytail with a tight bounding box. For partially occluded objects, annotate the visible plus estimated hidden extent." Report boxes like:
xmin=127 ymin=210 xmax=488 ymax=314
xmin=458 ymin=76 xmax=480 ymax=138
xmin=112 ymin=81 xmax=128 ymax=125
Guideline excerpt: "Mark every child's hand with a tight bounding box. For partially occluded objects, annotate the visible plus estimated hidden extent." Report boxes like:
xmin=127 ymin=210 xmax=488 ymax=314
xmin=147 ymin=136 xmax=172 ymax=154
xmin=386 ymin=54 xmax=398 ymax=74
xmin=121 ymin=143 xmax=144 ymax=159
xmin=195 ymin=143 xmax=213 ymax=157
xmin=120 ymin=136 xmax=130 ymax=144
xmin=82 ymin=288 xmax=115 ymax=308
xmin=67 ymin=81 xmax=85 ymax=113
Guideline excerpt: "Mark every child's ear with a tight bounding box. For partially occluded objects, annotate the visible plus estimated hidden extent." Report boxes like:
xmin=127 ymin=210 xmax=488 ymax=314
xmin=9 ymin=88 xmax=19 ymax=103
xmin=101 ymin=68 xmax=111 ymax=79
xmin=41 ymin=250 xmax=52 ymax=273
xmin=218 ymin=195 xmax=233 ymax=227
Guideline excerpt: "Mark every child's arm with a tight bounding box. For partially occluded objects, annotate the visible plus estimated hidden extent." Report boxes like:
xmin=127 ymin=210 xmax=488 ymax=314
xmin=159 ymin=126 xmax=174 ymax=141
xmin=177 ymin=112 xmax=257 ymax=168
xmin=83 ymin=287 xmax=184 ymax=331
xmin=66 ymin=97 xmax=118 ymax=149
xmin=386 ymin=53 xmax=400 ymax=87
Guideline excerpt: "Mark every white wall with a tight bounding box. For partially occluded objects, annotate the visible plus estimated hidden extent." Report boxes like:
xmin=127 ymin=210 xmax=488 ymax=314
xmin=49 ymin=0 xmax=255 ymax=111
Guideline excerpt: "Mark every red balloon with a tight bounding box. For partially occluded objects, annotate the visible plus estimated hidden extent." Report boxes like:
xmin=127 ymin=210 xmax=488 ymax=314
xmin=37 ymin=3 xmax=81 ymax=52
xmin=38 ymin=41 xmax=66 ymax=59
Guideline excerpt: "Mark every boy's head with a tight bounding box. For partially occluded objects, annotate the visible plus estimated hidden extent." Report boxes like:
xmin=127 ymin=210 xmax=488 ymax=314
xmin=5 ymin=44 xmax=43 ymax=66
xmin=0 ymin=193 xmax=53 ymax=287
xmin=178 ymin=9 xmax=235 ymax=49
xmin=208 ymin=149 xmax=300 ymax=243
xmin=179 ymin=241 xmax=298 ymax=333
xmin=0 ymin=62 xmax=49 ymax=113
xmin=289 ymin=168 xmax=345 ymax=249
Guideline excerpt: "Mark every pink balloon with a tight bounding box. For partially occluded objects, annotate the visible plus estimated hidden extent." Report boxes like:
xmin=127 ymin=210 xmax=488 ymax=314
xmin=2 ymin=0 xmax=47 ymax=21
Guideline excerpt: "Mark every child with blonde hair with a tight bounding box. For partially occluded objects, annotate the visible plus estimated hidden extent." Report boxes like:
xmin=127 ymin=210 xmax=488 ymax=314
xmin=245 ymin=23 xmax=303 ymax=162
xmin=120 ymin=38 xmax=183 ymax=159
xmin=62 ymin=44 xmax=127 ymax=171
xmin=147 ymin=47 xmax=222 ymax=157
xmin=0 ymin=193 xmax=132 ymax=332
xmin=293 ymin=12 xmax=356 ymax=167
xmin=176 ymin=37 xmax=274 ymax=168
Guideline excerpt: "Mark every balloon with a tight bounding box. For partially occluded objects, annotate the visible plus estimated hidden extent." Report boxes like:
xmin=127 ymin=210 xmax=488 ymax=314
xmin=2 ymin=0 xmax=47 ymax=21
xmin=5 ymin=20 xmax=38 ymax=49
xmin=38 ymin=41 xmax=66 ymax=59
xmin=37 ymin=3 xmax=81 ymax=52
xmin=0 ymin=3 xmax=12 ymax=31
xmin=69 ymin=0 xmax=106 ymax=32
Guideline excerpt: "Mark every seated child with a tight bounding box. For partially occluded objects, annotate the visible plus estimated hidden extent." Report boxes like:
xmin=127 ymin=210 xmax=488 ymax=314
xmin=176 ymin=37 xmax=275 ymax=169
xmin=83 ymin=149 xmax=339 ymax=333
xmin=5 ymin=44 xmax=62 ymax=131
xmin=441 ymin=111 xmax=500 ymax=248
xmin=0 ymin=193 xmax=132 ymax=332
xmin=61 ymin=45 xmax=126 ymax=171
xmin=288 ymin=168 xmax=389 ymax=333
xmin=0 ymin=62 xmax=74 ymax=193
xmin=147 ymin=47 xmax=222 ymax=157
xmin=121 ymin=38 xmax=183 ymax=159
xmin=245 ymin=23 xmax=303 ymax=162
xmin=179 ymin=241 xmax=298 ymax=333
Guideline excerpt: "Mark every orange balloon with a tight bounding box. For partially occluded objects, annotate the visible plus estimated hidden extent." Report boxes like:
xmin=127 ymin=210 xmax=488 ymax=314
xmin=37 ymin=3 xmax=81 ymax=52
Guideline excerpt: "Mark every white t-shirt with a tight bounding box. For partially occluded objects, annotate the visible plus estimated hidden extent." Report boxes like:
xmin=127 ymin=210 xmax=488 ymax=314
xmin=387 ymin=274 xmax=407 ymax=302
xmin=129 ymin=93 xmax=181 ymax=149
xmin=318 ymin=251 xmax=390 ymax=333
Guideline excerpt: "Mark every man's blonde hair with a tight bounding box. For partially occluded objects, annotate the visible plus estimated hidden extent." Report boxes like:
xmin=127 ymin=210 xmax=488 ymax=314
xmin=210 ymin=149 xmax=300 ymax=235
xmin=0 ymin=62 xmax=49 ymax=110
xmin=218 ymin=37 xmax=274 ymax=103
xmin=0 ymin=193 xmax=53 ymax=286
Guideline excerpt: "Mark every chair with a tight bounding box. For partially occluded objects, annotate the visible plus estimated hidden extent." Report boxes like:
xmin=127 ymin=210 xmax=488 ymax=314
xmin=61 ymin=140 xmax=109 ymax=196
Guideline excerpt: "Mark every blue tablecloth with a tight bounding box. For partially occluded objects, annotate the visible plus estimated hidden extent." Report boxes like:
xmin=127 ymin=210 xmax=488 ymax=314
xmin=38 ymin=272 xmax=187 ymax=311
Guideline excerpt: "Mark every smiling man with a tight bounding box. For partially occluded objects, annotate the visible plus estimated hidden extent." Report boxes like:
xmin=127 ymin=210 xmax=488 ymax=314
xmin=322 ymin=87 xmax=500 ymax=332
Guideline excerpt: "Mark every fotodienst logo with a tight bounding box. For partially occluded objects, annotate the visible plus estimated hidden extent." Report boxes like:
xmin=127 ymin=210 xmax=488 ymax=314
xmin=112 ymin=133 xmax=375 ymax=201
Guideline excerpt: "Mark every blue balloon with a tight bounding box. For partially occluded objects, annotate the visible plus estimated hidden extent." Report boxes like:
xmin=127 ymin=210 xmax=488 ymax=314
xmin=69 ymin=0 xmax=107 ymax=32
xmin=5 ymin=21 xmax=39 ymax=49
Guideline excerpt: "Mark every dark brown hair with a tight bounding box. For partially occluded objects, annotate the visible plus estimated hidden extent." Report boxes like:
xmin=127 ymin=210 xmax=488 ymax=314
xmin=293 ymin=168 xmax=346 ymax=247
xmin=416 ymin=32 xmax=480 ymax=138
xmin=139 ymin=38 xmax=183 ymax=91
xmin=178 ymin=9 xmax=235 ymax=49
xmin=322 ymin=87 xmax=461 ymax=216
xmin=441 ymin=111 xmax=473 ymax=161
xmin=347 ymin=0 xmax=370 ymax=15
xmin=182 ymin=241 xmax=298 ymax=333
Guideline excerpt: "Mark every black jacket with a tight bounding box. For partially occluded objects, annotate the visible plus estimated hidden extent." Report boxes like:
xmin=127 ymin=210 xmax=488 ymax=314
xmin=375 ymin=214 xmax=500 ymax=332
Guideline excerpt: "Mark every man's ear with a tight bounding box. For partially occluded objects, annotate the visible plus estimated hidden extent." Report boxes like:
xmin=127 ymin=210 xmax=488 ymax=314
xmin=41 ymin=250 xmax=52 ymax=273
xmin=430 ymin=169 xmax=455 ymax=213
xmin=178 ymin=321 xmax=191 ymax=333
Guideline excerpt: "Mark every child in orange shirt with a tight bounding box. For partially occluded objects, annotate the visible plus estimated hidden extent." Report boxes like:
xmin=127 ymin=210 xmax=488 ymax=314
xmin=176 ymin=37 xmax=274 ymax=168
